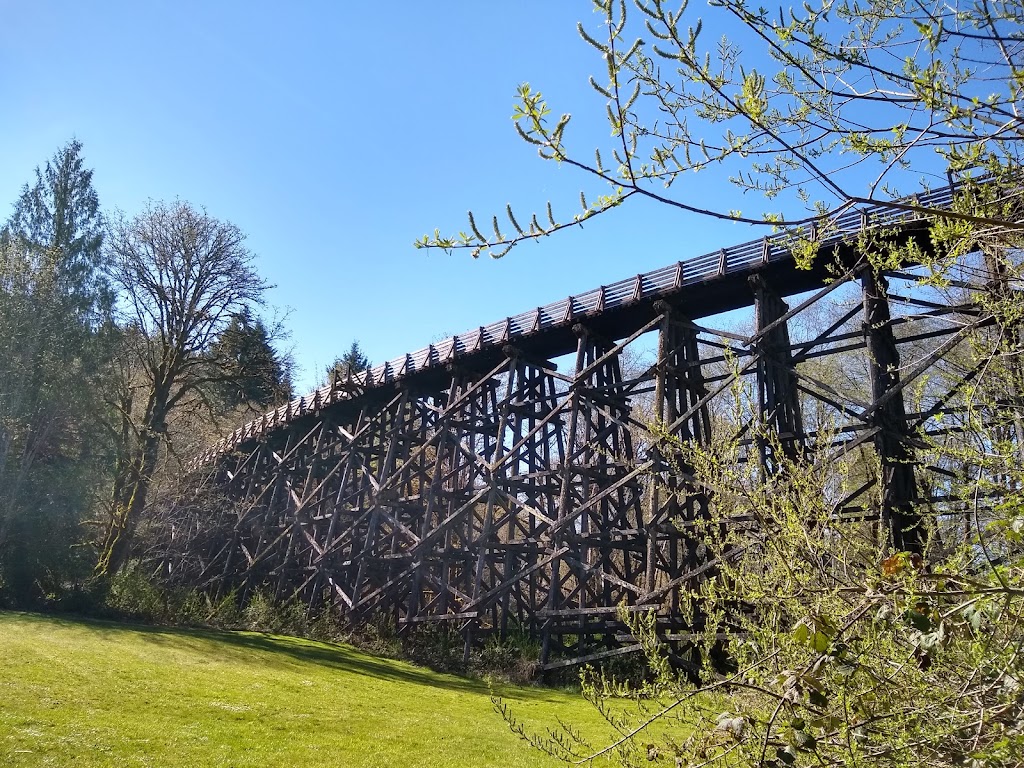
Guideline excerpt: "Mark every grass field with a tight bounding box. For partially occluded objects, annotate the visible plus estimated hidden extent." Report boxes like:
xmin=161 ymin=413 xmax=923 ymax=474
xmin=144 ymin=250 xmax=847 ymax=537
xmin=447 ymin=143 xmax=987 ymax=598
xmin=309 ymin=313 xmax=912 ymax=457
xmin=0 ymin=612 xmax=615 ymax=767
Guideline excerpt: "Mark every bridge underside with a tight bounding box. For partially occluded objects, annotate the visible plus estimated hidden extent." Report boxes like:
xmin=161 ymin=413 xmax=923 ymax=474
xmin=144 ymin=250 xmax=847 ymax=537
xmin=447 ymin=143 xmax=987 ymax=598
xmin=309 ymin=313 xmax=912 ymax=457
xmin=161 ymin=240 xmax=1018 ymax=672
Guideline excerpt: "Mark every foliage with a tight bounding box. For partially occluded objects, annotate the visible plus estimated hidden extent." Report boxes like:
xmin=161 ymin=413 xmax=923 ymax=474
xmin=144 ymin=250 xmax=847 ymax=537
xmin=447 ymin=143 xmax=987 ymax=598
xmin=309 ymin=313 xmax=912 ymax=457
xmin=207 ymin=307 xmax=293 ymax=411
xmin=381 ymin=621 xmax=541 ymax=682
xmin=476 ymin=626 xmax=543 ymax=684
xmin=418 ymin=0 xmax=1024 ymax=258
xmin=498 ymin=232 xmax=1024 ymax=765
xmin=2 ymin=138 xmax=111 ymax=316
xmin=240 ymin=589 xmax=308 ymax=634
xmin=102 ymin=565 xmax=175 ymax=620
xmin=0 ymin=144 xmax=285 ymax=605
xmin=0 ymin=141 xmax=112 ymax=605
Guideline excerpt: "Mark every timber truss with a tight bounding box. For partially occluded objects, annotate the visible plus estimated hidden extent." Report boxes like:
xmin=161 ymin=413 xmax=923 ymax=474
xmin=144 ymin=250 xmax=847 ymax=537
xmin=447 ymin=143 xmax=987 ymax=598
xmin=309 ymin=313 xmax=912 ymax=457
xmin=166 ymin=182 xmax=1022 ymax=671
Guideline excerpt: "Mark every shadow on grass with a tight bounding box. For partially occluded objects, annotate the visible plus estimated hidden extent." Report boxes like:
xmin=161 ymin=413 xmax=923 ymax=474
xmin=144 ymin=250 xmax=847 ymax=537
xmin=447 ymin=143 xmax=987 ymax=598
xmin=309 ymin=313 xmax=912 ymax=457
xmin=4 ymin=611 xmax=571 ymax=704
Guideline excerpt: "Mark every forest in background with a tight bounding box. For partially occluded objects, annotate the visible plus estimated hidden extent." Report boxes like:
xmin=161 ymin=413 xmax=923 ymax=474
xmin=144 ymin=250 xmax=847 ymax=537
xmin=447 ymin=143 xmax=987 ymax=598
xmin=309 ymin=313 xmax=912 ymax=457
xmin=0 ymin=141 xmax=303 ymax=603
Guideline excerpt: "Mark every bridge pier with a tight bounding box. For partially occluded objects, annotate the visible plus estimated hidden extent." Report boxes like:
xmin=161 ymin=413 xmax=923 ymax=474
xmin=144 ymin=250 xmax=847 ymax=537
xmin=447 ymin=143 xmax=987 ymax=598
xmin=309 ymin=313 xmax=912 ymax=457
xmin=860 ymin=266 xmax=924 ymax=553
xmin=541 ymin=324 xmax=644 ymax=665
xmin=750 ymin=274 xmax=805 ymax=472
xmin=982 ymin=248 xmax=1024 ymax=465
xmin=646 ymin=302 xmax=713 ymax=615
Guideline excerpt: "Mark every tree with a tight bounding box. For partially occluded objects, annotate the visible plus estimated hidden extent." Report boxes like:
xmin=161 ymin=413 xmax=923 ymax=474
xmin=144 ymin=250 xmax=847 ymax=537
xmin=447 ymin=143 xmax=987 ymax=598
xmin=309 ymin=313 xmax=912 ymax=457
xmin=324 ymin=340 xmax=371 ymax=385
xmin=0 ymin=141 xmax=111 ymax=603
xmin=418 ymin=0 xmax=1023 ymax=258
xmin=2 ymin=139 xmax=111 ymax=316
xmin=208 ymin=308 xmax=293 ymax=411
xmin=419 ymin=2 xmax=1024 ymax=765
xmin=95 ymin=201 xmax=270 ymax=578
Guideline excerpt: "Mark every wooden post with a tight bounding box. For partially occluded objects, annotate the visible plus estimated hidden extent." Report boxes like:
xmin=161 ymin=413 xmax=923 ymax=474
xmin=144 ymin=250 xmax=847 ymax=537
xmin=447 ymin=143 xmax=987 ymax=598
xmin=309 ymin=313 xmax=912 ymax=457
xmin=861 ymin=267 xmax=924 ymax=553
xmin=750 ymin=274 xmax=805 ymax=473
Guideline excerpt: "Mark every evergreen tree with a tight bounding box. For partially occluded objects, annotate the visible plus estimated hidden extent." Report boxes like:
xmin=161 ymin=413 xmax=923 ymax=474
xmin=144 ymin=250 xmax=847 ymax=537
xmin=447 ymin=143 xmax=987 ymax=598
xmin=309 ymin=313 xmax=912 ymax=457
xmin=2 ymin=138 xmax=111 ymax=319
xmin=0 ymin=141 xmax=111 ymax=604
xmin=325 ymin=340 xmax=371 ymax=385
xmin=208 ymin=308 xmax=293 ymax=410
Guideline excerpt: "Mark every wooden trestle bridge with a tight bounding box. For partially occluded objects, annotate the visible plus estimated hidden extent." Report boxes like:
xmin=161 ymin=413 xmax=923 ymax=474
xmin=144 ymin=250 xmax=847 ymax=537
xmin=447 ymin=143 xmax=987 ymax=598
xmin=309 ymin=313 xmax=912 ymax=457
xmin=173 ymin=182 xmax=1018 ymax=671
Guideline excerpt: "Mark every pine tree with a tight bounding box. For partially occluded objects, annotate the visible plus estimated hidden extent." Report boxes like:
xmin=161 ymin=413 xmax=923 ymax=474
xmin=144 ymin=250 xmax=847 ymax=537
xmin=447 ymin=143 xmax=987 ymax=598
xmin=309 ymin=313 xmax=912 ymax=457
xmin=208 ymin=308 xmax=293 ymax=410
xmin=325 ymin=340 xmax=371 ymax=385
xmin=0 ymin=141 xmax=111 ymax=603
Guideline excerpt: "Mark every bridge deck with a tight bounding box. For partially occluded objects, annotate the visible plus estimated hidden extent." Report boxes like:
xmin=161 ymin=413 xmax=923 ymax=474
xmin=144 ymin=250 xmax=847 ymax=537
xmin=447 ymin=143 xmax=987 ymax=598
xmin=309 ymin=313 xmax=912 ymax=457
xmin=196 ymin=184 xmax=955 ymax=465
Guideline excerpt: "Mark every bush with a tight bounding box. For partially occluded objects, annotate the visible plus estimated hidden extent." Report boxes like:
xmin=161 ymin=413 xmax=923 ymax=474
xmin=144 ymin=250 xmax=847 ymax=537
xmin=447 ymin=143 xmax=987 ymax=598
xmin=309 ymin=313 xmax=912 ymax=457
xmin=502 ymin=421 xmax=1024 ymax=766
xmin=241 ymin=590 xmax=307 ymax=634
xmin=474 ymin=628 xmax=541 ymax=684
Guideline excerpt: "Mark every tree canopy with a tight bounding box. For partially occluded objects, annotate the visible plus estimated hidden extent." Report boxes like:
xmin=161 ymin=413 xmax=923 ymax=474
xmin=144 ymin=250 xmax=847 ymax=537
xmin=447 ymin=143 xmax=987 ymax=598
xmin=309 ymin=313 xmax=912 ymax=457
xmin=2 ymin=138 xmax=111 ymax=316
xmin=96 ymin=200 xmax=272 ymax=578
xmin=208 ymin=308 xmax=293 ymax=411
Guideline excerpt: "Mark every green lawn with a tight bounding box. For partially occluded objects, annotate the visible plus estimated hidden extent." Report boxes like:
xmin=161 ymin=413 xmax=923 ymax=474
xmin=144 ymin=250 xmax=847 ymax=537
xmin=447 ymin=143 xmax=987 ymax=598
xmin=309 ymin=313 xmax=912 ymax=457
xmin=0 ymin=612 xmax=614 ymax=767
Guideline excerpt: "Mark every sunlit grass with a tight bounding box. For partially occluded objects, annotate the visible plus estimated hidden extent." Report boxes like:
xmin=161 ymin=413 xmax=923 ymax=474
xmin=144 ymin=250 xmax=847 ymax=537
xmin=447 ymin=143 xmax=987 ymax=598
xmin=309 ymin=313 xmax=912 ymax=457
xmin=0 ymin=611 xmax=615 ymax=767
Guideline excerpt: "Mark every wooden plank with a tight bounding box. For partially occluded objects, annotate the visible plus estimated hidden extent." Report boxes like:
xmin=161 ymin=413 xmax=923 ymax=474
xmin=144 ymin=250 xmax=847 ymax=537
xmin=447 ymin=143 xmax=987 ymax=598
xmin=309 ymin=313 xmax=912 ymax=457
xmin=541 ymin=644 xmax=642 ymax=671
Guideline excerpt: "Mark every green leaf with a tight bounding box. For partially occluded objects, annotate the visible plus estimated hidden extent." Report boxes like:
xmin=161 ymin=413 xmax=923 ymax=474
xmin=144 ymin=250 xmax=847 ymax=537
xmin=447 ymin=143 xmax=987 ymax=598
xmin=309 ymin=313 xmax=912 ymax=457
xmin=793 ymin=622 xmax=810 ymax=644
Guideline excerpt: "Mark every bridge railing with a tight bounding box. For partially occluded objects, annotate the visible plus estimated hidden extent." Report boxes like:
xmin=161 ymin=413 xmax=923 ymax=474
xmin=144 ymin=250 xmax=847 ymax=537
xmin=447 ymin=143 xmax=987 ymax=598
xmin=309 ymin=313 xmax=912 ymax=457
xmin=192 ymin=180 xmax=978 ymax=467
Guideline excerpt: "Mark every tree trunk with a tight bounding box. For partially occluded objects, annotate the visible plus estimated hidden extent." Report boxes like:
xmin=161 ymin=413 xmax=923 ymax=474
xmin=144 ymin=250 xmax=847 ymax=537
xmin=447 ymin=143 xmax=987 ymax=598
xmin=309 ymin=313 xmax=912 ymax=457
xmin=94 ymin=424 xmax=162 ymax=578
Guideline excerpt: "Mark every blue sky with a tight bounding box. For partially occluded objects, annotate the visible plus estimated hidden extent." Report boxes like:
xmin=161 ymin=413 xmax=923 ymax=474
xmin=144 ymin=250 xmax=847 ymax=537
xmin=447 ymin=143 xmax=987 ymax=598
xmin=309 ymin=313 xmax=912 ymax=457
xmin=2 ymin=2 xmax=776 ymax=391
